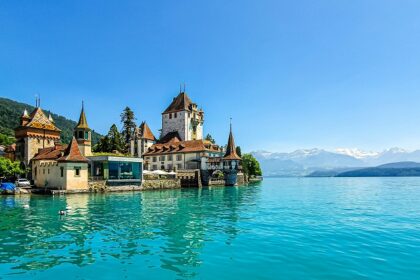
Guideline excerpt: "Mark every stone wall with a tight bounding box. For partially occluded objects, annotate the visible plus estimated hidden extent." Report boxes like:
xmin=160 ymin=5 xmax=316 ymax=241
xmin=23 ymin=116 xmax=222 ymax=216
xmin=177 ymin=169 xmax=202 ymax=187
xmin=237 ymin=172 xmax=246 ymax=186
xmin=142 ymin=178 xmax=181 ymax=190
xmin=88 ymin=180 xmax=107 ymax=192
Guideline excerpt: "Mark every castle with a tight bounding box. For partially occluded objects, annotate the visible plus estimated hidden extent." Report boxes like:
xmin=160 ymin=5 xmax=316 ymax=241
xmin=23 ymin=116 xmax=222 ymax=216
xmin=133 ymin=90 xmax=243 ymax=186
xmin=8 ymin=88 xmax=243 ymax=190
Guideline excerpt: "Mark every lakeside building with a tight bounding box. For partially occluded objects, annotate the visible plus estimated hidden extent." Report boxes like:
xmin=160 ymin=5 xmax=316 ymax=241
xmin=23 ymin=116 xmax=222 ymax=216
xmin=14 ymin=104 xmax=61 ymax=168
xmin=12 ymin=103 xmax=143 ymax=191
xmin=31 ymin=137 xmax=89 ymax=190
xmin=140 ymin=90 xmax=243 ymax=186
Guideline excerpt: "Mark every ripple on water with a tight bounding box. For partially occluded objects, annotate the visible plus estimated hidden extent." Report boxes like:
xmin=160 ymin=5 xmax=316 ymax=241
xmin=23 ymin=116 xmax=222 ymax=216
xmin=0 ymin=178 xmax=420 ymax=279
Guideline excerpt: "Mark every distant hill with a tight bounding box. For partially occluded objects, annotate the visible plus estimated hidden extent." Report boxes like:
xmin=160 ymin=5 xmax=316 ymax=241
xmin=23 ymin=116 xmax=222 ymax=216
xmin=252 ymin=148 xmax=420 ymax=177
xmin=0 ymin=97 xmax=102 ymax=144
xmin=336 ymin=162 xmax=420 ymax=177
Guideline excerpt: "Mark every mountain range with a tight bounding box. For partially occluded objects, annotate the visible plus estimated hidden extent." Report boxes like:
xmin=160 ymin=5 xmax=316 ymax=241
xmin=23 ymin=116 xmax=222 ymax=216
xmin=251 ymin=148 xmax=420 ymax=176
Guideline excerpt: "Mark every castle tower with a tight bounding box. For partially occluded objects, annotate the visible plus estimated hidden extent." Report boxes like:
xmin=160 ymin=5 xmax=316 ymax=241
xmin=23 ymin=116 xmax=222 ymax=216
xmin=15 ymin=106 xmax=61 ymax=166
xmin=223 ymin=123 xmax=242 ymax=186
xmin=131 ymin=121 xmax=156 ymax=158
xmin=161 ymin=91 xmax=204 ymax=142
xmin=74 ymin=102 xmax=92 ymax=157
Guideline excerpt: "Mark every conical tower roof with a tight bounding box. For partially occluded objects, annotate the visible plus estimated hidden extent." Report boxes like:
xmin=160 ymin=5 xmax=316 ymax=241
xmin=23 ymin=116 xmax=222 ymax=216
xmin=224 ymin=123 xmax=241 ymax=160
xmin=58 ymin=137 xmax=88 ymax=162
xmin=76 ymin=102 xmax=90 ymax=130
xmin=139 ymin=121 xmax=156 ymax=141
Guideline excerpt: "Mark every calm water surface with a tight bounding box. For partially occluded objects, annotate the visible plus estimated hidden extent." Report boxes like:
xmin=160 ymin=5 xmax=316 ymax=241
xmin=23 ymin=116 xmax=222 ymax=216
xmin=1 ymin=177 xmax=420 ymax=279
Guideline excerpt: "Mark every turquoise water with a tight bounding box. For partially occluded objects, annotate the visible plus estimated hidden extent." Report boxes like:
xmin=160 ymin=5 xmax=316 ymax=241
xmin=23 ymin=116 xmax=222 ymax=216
xmin=1 ymin=177 xmax=420 ymax=279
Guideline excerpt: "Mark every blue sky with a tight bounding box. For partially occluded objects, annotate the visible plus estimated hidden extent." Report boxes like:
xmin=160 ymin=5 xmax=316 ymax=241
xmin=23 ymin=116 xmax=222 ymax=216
xmin=1 ymin=0 xmax=420 ymax=152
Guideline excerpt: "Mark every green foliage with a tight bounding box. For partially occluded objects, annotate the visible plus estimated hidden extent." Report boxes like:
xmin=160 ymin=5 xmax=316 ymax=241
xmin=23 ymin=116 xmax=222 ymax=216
xmin=236 ymin=146 xmax=242 ymax=157
xmin=0 ymin=97 xmax=102 ymax=144
xmin=205 ymin=134 xmax=216 ymax=144
xmin=242 ymin=153 xmax=262 ymax=176
xmin=93 ymin=124 xmax=125 ymax=154
xmin=0 ymin=157 xmax=25 ymax=178
xmin=120 ymin=106 xmax=136 ymax=148
xmin=0 ymin=133 xmax=15 ymax=146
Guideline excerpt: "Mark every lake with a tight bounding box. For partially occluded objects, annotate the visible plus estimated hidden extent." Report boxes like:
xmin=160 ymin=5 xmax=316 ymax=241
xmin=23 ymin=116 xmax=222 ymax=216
xmin=0 ymin=177 xmax=419 ymax=279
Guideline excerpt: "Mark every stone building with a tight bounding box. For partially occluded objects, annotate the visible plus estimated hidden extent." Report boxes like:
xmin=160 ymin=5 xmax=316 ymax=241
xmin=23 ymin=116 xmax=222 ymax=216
xmin=14 ymin=106 xmax=61 ymax=167
xmin=32 ymin=137 xmax=89 ymax=190
xmin=161 ymin=91 xmax=204 ymax=141
xmin=143 ymin=137 xmax=223 ymax=171
xmin=143 ymin=90 xmax=243 ymax=186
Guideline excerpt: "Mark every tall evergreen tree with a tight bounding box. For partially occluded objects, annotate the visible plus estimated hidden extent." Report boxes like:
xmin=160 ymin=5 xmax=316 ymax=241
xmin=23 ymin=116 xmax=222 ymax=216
xmin=236 ymin=146 xmax=242 ymax=157
xmin=120 ymin=107 xmax=136 ymax=148
xmin=93 ymin=124 xmax=125 ymax=153
xmin=108 ymin=124 xmax=125 ymax=153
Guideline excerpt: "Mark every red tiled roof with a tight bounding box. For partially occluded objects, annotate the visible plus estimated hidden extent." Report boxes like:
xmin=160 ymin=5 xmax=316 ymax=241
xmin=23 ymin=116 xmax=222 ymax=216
xmin=33 ymin=138 xmax=88 ymax=163
xmin=32 ymin=144 xmax=67 ymax=161
xmin=139 ymin=121 xmax=156 ymax=141
xmin=144 ymin=139 xmax=220 ymax=156
xmin=162 ymin=92 xmax=193 ymax=114
xmin=58 ymin=137 xmax=89 ymax=162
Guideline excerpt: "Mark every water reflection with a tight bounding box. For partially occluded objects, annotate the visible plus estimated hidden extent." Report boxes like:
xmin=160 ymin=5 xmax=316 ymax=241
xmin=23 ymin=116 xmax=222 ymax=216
xmin=0 ymin=186 xmax=261 ymax=278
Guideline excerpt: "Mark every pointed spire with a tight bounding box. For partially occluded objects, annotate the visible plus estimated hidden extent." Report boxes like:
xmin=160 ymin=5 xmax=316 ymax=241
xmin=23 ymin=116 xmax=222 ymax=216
xmin=224 ymin=121 xmax=241 ymax=160
xmin=22 ymin=109 xmax=29 ymax=118
xmin=76 ymin=101 xmax=90 ymax=129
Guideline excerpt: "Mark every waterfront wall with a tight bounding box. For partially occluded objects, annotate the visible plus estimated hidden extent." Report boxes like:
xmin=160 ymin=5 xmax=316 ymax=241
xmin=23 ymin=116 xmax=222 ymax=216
xmin=177 ymin=169 xmax=202 ymax=187
xmin=142 ymin=178 xmax=181 ymax=190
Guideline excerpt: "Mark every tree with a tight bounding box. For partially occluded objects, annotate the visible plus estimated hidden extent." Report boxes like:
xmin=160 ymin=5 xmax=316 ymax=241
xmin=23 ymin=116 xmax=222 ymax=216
xmin=0 ymin=157 xmax=24 ymax=179
xmin=236 ymin=146 xmax=242 ymax=157
xmin=241 ymin=154 xmax=262 ymax=177
xmin=0 ymin=133 xmax=15 ymax=146
xmin=93 ymin=124 xmax=125 ymax=153
xmin=120 ymin=107 xmax=136 ymax=148
xmin=205 ymin=134 xmax=216 ymax=144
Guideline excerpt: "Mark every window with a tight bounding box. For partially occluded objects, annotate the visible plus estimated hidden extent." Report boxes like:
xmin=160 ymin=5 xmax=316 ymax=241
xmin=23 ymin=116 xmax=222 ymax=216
xmin=48 ymin=169 xmax=50 ymax=174
xmin=177 ymin=164 xmax=182 ymax=170
xmin=34 ymin=167 xmax=37 ymax=179
xmin=152 ymin=165 xmax=157 ymax=170
xmin=74 ymin=167 xmax=81 ymax=177
xmin=168 ymin=155 xmax=173 ymax=161
xmin=160 ymin=155 xmax=165 ymax=161
xmin=169 ymin=113 xmax=172 ymax=119
xmin=60 ymin=167 xmax=64 ymax=177
xmin=176 ymin=154 xmax=182 ymax=161
xmin=85 ymin=131 xmax=89 ymax=140
xmin=168 ymin=164 xmax=173 ymax=170
xmin=78 ymin=131 xmax=83 ymax=139
xmin=153 ymin=157 xmax=157 ymax=162
xmin=174 ymin=112 xmax=177 ymax=118
xmin=43 ymin=169 xmax=45 ymax=175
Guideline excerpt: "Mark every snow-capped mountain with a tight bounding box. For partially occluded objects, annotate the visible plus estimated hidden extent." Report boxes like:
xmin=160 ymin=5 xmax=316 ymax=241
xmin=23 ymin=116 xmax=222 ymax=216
xmin=251 ymin=147 xmax=420 ymax=177
xmin=335 ymin=148 xmax=380 ymax=159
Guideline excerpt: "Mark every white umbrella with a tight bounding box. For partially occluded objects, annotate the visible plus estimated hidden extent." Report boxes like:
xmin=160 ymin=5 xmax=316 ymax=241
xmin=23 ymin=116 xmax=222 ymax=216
xmin=143 ymin=170 xmax=152 ymax=174
xmin=168 ymin=171 xmax=177 ymax=175
xmin=152 ymin=170 xmax=168 ymax=175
